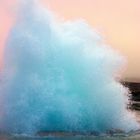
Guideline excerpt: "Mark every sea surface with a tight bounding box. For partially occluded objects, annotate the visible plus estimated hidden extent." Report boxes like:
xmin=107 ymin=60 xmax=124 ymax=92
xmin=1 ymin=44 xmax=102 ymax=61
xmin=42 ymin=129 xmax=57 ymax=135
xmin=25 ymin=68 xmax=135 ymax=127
xmin=1 ymin=132 xmax=140 ymax=140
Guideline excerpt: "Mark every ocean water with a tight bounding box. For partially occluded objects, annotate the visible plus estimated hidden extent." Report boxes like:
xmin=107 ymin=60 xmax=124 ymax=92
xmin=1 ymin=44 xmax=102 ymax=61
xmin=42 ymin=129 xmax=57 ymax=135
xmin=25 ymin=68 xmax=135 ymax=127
xmin=1 ymin=128 xmax=140 ymax=140
xmin=0 ymin=0 xmax=139 ymax=135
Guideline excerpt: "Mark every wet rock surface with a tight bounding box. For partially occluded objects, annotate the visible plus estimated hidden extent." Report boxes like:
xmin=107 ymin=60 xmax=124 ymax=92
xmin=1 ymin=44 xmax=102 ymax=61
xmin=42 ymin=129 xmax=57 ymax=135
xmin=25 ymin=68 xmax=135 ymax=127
xmin=124 ymin=81 xmax=140 ymax=110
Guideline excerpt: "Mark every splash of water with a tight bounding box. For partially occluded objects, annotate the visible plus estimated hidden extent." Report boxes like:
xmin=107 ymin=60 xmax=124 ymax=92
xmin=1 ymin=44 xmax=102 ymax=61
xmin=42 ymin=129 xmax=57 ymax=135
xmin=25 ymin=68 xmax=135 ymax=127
xmin=0 ymin=0 xmax=139 ymax=134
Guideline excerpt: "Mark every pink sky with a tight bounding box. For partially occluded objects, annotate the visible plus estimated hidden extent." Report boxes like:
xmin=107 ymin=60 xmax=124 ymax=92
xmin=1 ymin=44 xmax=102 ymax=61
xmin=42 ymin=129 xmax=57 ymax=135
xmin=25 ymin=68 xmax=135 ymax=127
xmin=0 ymin=0 xmax=15 ymax=68
xmin=0 ymin=0 xmax=140 ymax=81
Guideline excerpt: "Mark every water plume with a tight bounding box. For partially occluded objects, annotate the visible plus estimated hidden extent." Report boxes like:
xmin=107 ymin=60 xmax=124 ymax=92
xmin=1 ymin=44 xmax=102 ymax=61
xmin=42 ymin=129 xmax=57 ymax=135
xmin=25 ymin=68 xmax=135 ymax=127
xmin=0 ymin=0 xmax=139 ymax=134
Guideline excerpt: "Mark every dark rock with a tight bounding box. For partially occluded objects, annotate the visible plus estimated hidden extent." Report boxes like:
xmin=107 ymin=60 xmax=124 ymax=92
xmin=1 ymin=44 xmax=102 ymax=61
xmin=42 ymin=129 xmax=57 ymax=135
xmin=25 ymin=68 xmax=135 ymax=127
xmin=106 ymin=129 xmax=125 ymax=136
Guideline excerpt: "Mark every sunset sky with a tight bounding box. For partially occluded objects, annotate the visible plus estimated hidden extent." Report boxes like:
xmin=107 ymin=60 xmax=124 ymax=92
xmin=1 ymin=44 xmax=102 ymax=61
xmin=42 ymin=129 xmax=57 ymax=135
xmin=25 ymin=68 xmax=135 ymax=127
xmin=0 ymin=0 xmax=140 ymax=81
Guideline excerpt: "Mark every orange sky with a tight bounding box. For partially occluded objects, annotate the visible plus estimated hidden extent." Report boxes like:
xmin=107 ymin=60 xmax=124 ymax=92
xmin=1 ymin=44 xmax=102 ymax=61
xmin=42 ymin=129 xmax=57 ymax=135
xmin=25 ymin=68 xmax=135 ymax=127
xmin=42 ymin=0 xmax=140 ymax=81
xmin=0 ymin=0 xmax=140 ymax=81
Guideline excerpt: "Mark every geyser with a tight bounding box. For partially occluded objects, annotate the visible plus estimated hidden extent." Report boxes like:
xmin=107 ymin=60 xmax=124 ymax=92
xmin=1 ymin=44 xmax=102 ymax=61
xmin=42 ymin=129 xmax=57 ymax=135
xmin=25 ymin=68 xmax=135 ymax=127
xmin=0 ymin=0 xmax=139 ymax=134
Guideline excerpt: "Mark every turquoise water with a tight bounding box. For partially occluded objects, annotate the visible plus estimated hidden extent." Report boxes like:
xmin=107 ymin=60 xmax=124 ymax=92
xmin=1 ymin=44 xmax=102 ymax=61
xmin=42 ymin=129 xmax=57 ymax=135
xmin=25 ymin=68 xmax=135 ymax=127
xmin=1 ymin=135 xmax=140 ymax=140
xmin=0 ymin=137 xmax=131 ymax=140
xmin=0 ymin=0 xmax=139 ymax=134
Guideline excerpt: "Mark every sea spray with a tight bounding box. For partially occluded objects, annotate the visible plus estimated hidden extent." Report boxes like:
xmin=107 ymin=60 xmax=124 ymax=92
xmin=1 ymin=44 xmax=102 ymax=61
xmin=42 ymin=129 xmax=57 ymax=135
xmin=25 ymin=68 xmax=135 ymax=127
xmin=0 ymin=0 xmax=139 ymax=134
